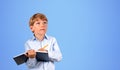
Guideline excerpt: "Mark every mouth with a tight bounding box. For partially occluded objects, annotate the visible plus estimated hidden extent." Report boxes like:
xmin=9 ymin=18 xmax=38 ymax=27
xmin=40 ymin=29 xmax=45 ymax=31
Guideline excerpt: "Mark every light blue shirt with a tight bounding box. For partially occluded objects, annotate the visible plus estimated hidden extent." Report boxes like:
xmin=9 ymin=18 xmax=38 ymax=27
xmin=25 ymin=34 xmax=62 ymax=70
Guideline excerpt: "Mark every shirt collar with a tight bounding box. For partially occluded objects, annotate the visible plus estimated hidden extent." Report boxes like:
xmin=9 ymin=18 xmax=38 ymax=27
xmin=32 ymin=34 xmax=48 ymax=41
xmin=44 ymin=34 xmax=49 ymax=40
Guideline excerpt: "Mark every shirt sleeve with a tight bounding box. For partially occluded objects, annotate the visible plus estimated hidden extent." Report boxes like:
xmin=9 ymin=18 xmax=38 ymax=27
xmin=48 ymin=38 xmax=62 ymax=62
xmin=25 ymin=41 xmax=37 ymax=68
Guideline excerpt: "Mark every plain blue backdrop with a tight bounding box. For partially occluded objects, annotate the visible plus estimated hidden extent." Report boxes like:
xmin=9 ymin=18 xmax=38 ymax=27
xmin=0 ymin=0 xmax=120 ymax=70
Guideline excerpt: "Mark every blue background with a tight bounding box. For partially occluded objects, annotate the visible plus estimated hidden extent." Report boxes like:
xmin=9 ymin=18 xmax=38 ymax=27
xmin=1 ymin=0 xmax=120 ymax=70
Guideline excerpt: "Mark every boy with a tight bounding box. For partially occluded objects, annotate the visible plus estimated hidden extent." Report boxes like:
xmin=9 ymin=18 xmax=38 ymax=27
xmin=25 ymin=13 xmax=62 ymax=70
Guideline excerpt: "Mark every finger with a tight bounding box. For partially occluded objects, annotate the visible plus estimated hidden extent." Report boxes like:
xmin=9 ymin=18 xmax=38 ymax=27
xmin=24 ymin=53 xmax=28 ymax=56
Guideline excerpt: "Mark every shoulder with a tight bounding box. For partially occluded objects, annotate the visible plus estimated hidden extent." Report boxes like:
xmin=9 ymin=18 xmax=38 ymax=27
xmin=46 ymin=35 xmax=57 ymax=41
xmin=46 ymin=35 xmax=59 ymax=46
xmin=46 ymin=35 xmax=58 ymax=44
xmin=25 ymin=37 xmax=35 ymax=44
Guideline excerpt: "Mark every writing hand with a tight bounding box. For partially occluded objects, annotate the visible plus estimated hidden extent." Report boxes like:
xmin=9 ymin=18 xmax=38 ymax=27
xmin=38 ymin=48 xmax=48 ymax=52
xmin=38 ymin=44 xmax=48 ymax=52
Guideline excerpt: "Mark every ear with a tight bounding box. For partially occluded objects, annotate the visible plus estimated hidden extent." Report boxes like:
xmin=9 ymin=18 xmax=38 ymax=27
xmin=30 ymin=26 xmax=34 ymax=32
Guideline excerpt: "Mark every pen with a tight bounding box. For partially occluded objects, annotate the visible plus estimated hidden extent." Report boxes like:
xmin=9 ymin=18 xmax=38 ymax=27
xmin=42 ymin=44 xmax=48 ymax=49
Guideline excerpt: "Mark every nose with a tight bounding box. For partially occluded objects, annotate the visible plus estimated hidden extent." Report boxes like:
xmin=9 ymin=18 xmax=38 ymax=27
xmin=40 ymin=23 xmax=45 ymax=27
xmin=39 ymin=23 xmax=47 ymax=28
xmin=41 ymin=21 xmax=47 ymax=26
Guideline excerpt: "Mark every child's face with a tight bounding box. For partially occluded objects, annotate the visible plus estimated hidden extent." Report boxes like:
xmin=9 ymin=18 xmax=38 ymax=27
xmin=30 ymin=19 xmax=48 ymax=36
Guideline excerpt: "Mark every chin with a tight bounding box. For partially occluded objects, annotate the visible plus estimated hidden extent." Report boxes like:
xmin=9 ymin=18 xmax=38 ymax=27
xmin=39 ymin=31 xmax=46 ymax=35
xmin=40 ymin=33 xmax=45 ymax=35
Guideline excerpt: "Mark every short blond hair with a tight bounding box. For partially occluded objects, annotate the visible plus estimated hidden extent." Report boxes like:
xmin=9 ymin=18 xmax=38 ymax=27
xmin=29 ymin=13 xmax=48 ymax=26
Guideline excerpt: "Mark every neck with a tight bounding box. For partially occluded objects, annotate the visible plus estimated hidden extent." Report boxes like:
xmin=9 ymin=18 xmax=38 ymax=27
xmin=34 ymin=34 xmax=45 ymax=41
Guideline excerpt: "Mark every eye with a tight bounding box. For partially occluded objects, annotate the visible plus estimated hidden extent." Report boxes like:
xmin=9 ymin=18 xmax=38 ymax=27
xmin=43 ymin=22 xmax=47 ymax=24
xmin=36 ymin=22 xmax=40 ymax=24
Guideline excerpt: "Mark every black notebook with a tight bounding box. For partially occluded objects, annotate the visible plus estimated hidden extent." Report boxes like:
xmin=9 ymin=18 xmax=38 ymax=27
xmin=13 ymin=53 xmax=28 ymax=65
xmin=36 ymin=51 xmax=49 ymax=62
xmin=13 ymin=51 xmax=49 ymax=65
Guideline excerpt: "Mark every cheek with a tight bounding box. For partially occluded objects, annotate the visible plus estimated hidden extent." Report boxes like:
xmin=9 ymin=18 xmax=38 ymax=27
xmin=45 ymin=26 xmax=48 ymax=29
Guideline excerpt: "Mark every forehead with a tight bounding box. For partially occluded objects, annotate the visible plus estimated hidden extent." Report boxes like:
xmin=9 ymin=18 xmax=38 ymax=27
xmin=33 ymin=18 xmax=47 ymax=22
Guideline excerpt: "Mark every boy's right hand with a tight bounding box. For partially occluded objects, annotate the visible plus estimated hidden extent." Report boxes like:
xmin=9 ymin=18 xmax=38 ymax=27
xmin=26 ymin=50 xmax=36 ymax=58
